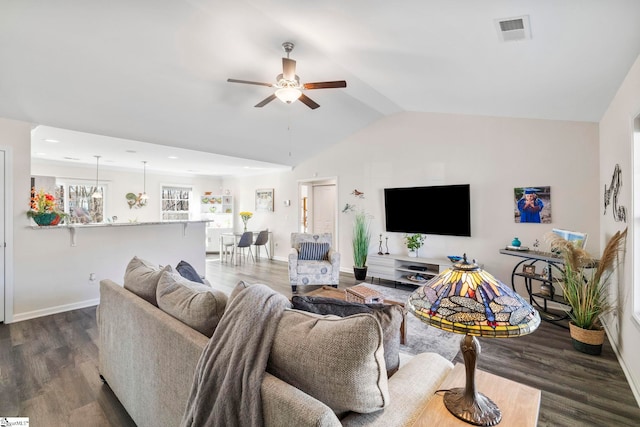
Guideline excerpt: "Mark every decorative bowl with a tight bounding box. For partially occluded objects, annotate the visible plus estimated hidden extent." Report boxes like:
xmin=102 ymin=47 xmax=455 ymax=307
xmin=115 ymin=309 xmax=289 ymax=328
xmin=447 ymin=255 xmax=462 ymax=263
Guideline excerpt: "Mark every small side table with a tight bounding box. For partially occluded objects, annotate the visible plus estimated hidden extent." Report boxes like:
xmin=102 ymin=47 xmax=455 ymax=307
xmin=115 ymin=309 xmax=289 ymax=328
xmin=411 ymin=363 xmax=541 ymax=427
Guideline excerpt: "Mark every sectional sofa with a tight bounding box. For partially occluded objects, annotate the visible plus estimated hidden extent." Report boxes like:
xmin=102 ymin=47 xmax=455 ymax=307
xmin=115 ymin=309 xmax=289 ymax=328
xmin=97 ymin=258 xmax=454 ymax=426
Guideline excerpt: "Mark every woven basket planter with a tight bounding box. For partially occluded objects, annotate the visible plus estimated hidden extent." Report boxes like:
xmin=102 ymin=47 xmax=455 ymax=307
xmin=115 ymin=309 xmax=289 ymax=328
xmin=569 ymin=322 xmax=605 ymax=355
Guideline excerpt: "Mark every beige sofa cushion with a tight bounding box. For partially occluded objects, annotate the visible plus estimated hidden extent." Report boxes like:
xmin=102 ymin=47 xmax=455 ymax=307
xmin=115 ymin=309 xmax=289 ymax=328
xmin=291 ymin=296 xmax=403 ymax=377
xmin=268 ymin=309 xmax=389 ymax=416
xmin=156 ymin=271 xmax=227 ymax=337
xmin=123 ymin=256 xmax=171 ymax=306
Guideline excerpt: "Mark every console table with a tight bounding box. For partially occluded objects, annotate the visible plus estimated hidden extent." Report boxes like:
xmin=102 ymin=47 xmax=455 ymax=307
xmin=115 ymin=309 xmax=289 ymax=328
xmin=411 ymin=363 xmax=541 ymax=426
xmin=367 ymin=254 xmax=451 ymax=286
xmin=499 ymin=248 xmax=574 ymax=325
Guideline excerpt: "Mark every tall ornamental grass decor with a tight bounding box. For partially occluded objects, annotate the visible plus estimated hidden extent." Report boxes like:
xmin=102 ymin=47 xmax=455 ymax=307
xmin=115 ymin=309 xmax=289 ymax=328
xmin=547 ymin=228 xmax=627 ymax=354
xmin=343 ymin=189 xmax=371 ymax=281
xmin=352 ymin=211 xmax=371 ymax=269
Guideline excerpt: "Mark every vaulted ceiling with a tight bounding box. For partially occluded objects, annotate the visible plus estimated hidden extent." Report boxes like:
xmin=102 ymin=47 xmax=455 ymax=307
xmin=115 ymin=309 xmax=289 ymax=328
xmin=2 ymin=1 xmax=640 ymax=176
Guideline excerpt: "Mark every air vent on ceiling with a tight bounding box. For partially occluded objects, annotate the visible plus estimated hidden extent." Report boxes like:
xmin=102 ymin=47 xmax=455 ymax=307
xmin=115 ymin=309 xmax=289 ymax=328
xmin=495 ymin=15 xmax=531 ymax=42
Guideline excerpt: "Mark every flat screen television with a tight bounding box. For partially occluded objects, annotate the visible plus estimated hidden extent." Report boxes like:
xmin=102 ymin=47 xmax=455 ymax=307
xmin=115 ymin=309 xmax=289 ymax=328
xmin=384 ymin=184 xmax=471 ymax=236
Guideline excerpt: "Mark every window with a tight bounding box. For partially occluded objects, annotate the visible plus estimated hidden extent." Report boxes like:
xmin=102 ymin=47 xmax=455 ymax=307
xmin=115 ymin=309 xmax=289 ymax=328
xmin=66 ymin=184 xmax=105 ymax=223
xmin=161 ymin=186 xmax=191 ymax=221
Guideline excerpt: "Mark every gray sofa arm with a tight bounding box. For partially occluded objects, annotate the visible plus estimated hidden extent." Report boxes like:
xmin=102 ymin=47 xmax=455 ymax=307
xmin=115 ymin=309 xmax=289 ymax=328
xmin=98 ymin=280 xmax=209 ymax=427
xmin=340 ymin=352 xmax=453 ymax=426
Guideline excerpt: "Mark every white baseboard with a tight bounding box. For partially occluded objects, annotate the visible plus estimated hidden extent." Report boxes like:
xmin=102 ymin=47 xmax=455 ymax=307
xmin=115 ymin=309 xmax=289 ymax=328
xmin=603 ymin=321 xmax=640 ymax=407
xmin=11 ymin=298 xmax=100 ymax=323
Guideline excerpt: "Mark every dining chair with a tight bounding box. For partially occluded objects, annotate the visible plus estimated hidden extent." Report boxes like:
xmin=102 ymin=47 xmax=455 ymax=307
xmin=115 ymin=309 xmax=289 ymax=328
xmin=232 ymin=231 xmax=255 ymax=265
xmin=253 ymin=230 xmax=270 ymax=260
xmin=221 ymin=237 xmax=235 ymax=263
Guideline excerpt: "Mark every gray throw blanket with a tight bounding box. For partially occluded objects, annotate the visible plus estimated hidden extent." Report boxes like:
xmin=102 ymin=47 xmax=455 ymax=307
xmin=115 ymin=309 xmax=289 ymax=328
xmin=181 ymin=284 xmax=291 ymax=427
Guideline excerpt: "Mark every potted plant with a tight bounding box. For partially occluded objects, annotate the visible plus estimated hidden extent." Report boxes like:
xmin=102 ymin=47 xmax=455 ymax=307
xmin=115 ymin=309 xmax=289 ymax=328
xmin=27 ymin=187 xmax=67 ymax=226
xmin=404 ymin=233 xmax=425 ymax=257
xmin=352 ymin=210 xmax=371 ymax=280
xmin=547 ymin=228 xmax=627 ymax=355
xmin=343 ymin=190 xmax=371 ymax=281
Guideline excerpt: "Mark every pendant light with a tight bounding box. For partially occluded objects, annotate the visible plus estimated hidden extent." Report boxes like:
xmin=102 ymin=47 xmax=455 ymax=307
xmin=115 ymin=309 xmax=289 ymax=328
xmin=141 ymin=161 xmax=148 ymax=200
xmin=92 ymin=155 xmax=102 ymax=199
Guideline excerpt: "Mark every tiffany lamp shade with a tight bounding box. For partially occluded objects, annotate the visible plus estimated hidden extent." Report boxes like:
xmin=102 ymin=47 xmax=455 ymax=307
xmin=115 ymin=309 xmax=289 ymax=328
xmin=407 ymin=255 xmax=540 ymax=426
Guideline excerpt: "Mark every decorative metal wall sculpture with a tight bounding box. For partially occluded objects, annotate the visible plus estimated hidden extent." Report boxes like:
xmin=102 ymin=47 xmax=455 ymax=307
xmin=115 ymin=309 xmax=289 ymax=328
xmin=603 ymin=164 xmax=627 ymax=223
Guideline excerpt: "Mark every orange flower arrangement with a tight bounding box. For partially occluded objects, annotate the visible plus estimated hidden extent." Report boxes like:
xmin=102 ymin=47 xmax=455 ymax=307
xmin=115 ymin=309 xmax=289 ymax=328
xmin=27 ymin=187 xmax=66 ymax=225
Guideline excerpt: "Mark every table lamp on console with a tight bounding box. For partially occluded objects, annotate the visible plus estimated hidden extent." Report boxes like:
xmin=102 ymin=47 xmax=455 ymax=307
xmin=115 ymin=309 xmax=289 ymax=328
xmin=407 ymin=254 xmax=540 ymax=426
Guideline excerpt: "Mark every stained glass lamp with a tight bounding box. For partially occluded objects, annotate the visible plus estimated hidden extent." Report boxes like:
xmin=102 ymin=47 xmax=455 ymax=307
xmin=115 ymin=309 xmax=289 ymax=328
xmin=407 ymin=254 xmax=540 ymax=426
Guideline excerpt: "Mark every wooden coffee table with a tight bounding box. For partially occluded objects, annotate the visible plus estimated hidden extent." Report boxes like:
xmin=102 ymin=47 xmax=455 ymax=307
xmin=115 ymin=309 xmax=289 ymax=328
xmin=305 ymin=285 xmax=408 ymax=344
xmin=411 ymin=363 xmax=541 ymax=426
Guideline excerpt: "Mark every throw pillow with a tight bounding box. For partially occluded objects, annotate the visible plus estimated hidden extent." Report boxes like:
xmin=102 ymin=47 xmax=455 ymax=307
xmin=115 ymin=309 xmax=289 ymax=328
xmin=156 ymin=271 xmax=227 ymax=337
xmin=291 ymin=296 xmax=403 ymax=377
xmin=123 ymin=256 xmax=172 ymax=306
xmin=298 ymin=242 xmax=330 ymax=261
xmin=176 ymin=260 xmax=205 ymax=284
xmin=267 ymin=309 xmax=389 ymax=416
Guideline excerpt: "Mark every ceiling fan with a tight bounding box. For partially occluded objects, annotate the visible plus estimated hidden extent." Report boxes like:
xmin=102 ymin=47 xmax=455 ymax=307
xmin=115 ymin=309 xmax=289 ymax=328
xmin=227 ymin=42 xmax=347 ymax=110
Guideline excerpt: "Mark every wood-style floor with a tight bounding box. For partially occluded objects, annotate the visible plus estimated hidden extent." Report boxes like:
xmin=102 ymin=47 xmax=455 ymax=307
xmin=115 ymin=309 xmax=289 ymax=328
xmin=1 ymin=256 xmax=639 ymax=426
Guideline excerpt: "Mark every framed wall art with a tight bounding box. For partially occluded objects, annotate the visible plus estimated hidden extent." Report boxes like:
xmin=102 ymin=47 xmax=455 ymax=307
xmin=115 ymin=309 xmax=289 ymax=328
xmin=514 ymin=186 xmax=552 ymax=224
xmin=255 ymin=188 xmax=274 ymax=212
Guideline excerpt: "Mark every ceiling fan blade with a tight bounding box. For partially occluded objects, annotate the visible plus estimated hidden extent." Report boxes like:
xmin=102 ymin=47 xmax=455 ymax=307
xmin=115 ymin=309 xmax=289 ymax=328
xmin=282 ymin=58 xmax=296 ymax=81
xmin=303 ymin=80 xmax=347 ymax=90
xmin=254 ymin=94 xmax=277 ymax=108
xmin=299 ymin=93 xmax=320 ymax=110
xmin=227 ymin=78 xmax=273 ymax=87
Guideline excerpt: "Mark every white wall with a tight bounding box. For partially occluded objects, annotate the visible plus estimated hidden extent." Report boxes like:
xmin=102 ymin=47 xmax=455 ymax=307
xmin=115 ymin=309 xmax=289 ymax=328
xmin=599 ymin=53 xmax=640 ymax=403
xmin=13 ymin=221 xmax=207 ymax=321
xmin=230 ymin=111 xmax=600 ymax=293
xmin=0 ymin=129 xmax=220 ymax=321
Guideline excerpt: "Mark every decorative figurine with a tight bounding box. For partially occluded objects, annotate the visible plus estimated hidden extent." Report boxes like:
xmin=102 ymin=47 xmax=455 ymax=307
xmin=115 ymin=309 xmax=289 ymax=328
xmin=385 ymin=236 xmax=390 ymax=255
xmin=378 ymin=234 xmax=384 ymax=255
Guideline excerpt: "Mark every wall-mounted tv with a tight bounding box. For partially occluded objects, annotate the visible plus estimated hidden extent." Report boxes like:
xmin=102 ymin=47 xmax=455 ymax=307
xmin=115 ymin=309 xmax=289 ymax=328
xmin=384 ymin=184 xmax=471 ymax=236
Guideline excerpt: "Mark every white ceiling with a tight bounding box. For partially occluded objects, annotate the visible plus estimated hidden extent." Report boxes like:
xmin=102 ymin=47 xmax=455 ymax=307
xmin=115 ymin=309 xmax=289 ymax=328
xmin=2 ymin=1 xmax=640 ymax=176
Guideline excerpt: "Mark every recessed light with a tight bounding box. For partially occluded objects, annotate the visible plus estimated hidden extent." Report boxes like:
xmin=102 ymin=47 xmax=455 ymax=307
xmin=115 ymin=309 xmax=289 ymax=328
xmin=44 ymin=139 xmax=59 ymax=143
xmin=168 ymin=156 xmax=178 ymax=159
xmin=63 ymin=156 xmax=80 ymax=161
xmin=35 ymin=152 xmax=47 ymax=156
xmin=126 ymin=150 xmax=137 ymax=154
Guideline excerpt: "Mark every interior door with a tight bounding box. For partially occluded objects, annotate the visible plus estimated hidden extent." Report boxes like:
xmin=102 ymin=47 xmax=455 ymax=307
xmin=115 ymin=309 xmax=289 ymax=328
xmin=0 ymin=151 xmax=5 ymax=323
xmin=312 ymin=184 xmax=336 ymax=235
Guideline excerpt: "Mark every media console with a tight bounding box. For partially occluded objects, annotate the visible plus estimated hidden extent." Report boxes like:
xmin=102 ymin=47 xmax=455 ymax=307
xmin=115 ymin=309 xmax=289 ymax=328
xmin=367 ymin=253 xmax=452 ymax=286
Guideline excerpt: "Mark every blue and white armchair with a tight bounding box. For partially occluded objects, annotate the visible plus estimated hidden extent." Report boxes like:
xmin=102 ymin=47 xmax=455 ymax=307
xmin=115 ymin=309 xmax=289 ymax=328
xmin=288 ymin=233 xmax=340 ymax=293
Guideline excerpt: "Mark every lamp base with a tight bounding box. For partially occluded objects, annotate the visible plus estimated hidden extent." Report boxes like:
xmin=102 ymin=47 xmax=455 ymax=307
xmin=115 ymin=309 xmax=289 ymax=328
xmin=443 ymin=387 xmax=502 ymax=426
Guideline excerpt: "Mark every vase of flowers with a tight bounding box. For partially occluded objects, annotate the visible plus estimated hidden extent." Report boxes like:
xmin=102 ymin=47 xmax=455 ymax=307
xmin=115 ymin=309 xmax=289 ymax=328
xmin=239 ymin=211 xmax=253 ymax=231
xmin=27 ymin=188 xmax=66 ymax=226
xmin=404 ymin=233 xmax=425 ymax=257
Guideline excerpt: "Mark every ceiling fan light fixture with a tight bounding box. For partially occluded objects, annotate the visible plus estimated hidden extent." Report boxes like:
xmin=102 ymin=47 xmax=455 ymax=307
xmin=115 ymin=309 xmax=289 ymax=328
xmin=275 ymin=87 xmax=302 ymax=104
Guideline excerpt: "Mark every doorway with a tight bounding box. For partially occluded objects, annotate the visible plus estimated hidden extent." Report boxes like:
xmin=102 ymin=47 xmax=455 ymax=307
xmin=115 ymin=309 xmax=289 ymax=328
xmin=0 ymin=150 xmax=5 ymax=323
xmin=298 ymin=178 xmax=338 ymax=249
